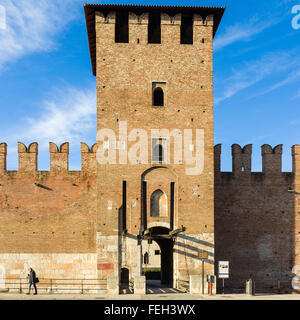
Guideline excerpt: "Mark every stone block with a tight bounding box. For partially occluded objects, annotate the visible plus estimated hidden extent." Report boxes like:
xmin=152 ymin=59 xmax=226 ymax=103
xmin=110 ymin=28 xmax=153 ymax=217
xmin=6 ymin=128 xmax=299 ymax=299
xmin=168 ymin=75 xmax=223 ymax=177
xmin=107 ymin=275 xmax=119 ymax=295
xmin=134 ymin=276 xmax=146 ymax=295
xmin=190 ymin=275 xmax=201 ymax=294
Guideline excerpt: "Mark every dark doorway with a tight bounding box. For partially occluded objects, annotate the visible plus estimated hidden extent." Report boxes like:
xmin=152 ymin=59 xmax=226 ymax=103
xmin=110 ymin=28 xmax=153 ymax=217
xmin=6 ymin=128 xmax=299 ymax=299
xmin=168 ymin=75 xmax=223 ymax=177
xmin=143 ymin=227 xmax=174 ymax=287
xmin=120 ymin=267 xmax=129 ymax=292
xmin=156 ymin=238 xmax=174 ymax=286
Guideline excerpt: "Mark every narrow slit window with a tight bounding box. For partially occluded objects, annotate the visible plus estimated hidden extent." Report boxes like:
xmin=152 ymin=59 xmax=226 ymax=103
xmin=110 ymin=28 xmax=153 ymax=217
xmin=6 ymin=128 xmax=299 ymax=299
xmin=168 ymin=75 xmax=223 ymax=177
xmin=148 ymin=13 xmax=161 ymax=44
xmin=152 ymin=138 xmax=166 ymax=163
xmin=115 ymin=11 xmax=129 ymax=43
xmin=153 ymin=87 xmax=164 ymax=106
xmin=181 ymin=14 xmax=193 ymax=44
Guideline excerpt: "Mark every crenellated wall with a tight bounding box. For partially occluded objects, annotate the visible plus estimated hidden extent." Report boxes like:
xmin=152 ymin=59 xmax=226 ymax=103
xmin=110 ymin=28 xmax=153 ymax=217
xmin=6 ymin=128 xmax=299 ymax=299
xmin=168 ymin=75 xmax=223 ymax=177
xmin=94 ymin=10 xmax=214 ymax=49
xmin=1 ymin=140 xmax=299 ymax=290
xmin=214 ymin=144 xmax=298 ymax=293
xmin=0 ymin=142 xmax=98 ymax=280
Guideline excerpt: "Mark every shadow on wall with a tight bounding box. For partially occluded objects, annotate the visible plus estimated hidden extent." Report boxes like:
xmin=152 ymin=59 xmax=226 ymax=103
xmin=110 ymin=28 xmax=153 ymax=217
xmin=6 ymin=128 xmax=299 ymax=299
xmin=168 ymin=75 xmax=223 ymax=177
xmin=175 ymin=234 xmax=214 ymax=266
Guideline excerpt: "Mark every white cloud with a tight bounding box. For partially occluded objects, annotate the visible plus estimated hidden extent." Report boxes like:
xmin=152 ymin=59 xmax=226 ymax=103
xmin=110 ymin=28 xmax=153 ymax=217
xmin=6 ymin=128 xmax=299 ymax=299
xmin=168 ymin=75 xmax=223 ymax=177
xmin=0 ymin=0 xmax=80 ymax=69
xmin=214 ymin=17 xmax=276 ymax=51
xmin=258 ymin=69 xmax=300 ymax=96
xmin=6 ymin=85 xmax=96 ymax=153
xmin=215 ymin=51 xmax=296 ymax=104
xmin=292 ymin=88 xmax=300 ymax=100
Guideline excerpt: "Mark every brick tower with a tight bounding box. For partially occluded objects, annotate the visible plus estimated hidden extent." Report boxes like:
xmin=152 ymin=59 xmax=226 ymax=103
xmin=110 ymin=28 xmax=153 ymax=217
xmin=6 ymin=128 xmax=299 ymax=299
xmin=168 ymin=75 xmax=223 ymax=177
xmin=84 ymin=4 xmax=225 ymax=291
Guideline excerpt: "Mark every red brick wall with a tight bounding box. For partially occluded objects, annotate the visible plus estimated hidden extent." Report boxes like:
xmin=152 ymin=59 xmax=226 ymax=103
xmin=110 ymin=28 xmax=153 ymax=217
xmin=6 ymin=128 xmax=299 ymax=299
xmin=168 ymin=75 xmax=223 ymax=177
xmin=0 ymin=142 xmax=97 ymax=254
xmin=215 ymin=144 xmax=296 ymax=293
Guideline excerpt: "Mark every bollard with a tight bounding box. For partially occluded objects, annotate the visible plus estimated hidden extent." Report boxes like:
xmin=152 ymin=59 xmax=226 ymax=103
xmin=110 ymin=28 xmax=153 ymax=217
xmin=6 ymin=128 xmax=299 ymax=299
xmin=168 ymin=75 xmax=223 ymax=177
xmin=246 ymin=279 xmax=255 ymax=296
xmin=207 ymin=275 xmax=215 ymax=295
xmin=209 ymin=281 xmax=212 ymax=295
xmin=50 ymin=279 xmax=52 ymax=294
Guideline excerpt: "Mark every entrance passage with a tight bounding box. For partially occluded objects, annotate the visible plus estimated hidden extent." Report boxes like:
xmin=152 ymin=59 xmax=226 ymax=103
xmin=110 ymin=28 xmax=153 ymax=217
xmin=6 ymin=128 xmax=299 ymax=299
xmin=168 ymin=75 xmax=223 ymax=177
xmin=142 ymin=227 xmax=174 ymax=289
xmin=120 ymin=267 xmax=130 ymax=293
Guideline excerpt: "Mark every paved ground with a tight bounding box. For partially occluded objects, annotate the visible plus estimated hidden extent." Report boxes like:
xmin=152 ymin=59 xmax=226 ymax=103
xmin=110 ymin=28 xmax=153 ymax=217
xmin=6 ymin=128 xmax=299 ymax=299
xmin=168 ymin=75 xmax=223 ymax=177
xmin=0 ymin=292 xmax=300 ymax=300
xmin=1 ymin=280 xmax=299 ymax=300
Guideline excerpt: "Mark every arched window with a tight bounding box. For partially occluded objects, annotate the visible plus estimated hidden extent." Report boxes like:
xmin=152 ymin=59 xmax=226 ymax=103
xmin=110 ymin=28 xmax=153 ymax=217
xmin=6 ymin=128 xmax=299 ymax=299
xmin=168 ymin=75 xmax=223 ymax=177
xmin=153 ymin=87 xmax=164 ymax=106
xmin=150 ymin=189 xmax=168 ymax=217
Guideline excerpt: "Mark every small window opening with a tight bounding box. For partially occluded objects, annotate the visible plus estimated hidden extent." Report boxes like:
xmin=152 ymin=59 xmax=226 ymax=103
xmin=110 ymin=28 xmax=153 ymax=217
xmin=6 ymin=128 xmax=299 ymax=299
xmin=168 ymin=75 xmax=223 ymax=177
xmin=153 ymin=87 xmax=164 ymax=106
xmin=148 ymin=13 xmax=161 ymax=44
xmin=115 ymin=11 xmax=129 ymax=43
xmin=181 ymin=14 xmax=193 ymax=44
xmin=144 ymin=252 xmax=149 ymax=265
xmin=152 ymin=138 xmax=166 ymax=163
xmin=155 ymin=250 xmax=160 ymax=255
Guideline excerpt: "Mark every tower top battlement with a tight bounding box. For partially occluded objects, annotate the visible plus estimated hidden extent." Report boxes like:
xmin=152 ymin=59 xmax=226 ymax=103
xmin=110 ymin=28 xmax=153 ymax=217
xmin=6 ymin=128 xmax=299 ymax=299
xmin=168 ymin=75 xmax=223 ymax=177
xmin=84 ymin=3 xmax=225 ymax=75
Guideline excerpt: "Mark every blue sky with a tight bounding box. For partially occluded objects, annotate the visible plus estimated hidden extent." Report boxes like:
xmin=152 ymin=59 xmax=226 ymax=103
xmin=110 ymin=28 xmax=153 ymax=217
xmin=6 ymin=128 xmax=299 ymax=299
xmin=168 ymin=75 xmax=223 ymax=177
xmin=0 ymin=0 xmax=299 ymax=171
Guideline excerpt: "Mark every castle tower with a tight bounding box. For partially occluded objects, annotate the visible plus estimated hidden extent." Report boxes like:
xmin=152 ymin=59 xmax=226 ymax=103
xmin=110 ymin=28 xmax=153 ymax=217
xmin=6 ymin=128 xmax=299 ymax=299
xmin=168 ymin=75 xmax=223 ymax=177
xmin=85 ymin=4 xmax=225 ymax=290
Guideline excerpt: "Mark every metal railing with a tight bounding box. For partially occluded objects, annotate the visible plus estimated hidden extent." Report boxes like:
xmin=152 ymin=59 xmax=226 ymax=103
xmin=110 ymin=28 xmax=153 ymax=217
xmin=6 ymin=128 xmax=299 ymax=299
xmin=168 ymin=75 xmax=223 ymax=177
xmin=219 ymin=279 xmax=289 ymax=295
xmin=0 ymin=278 xmax=107 ymax=294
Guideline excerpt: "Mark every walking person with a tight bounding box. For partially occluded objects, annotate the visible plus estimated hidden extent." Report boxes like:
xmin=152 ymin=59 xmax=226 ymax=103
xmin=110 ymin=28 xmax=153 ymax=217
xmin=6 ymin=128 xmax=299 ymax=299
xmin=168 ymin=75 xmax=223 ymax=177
xmin=26 ymin=268 xmax=38 ymax=295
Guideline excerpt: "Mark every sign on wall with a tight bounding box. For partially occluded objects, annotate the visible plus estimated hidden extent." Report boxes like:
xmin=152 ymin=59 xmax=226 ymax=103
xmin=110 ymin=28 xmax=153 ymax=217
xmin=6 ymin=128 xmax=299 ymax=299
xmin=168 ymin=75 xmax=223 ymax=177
xmin=218 ymin=261 xmax=229 ymax=279
xmin=198 ymin=251 xmax=208 ymax=259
